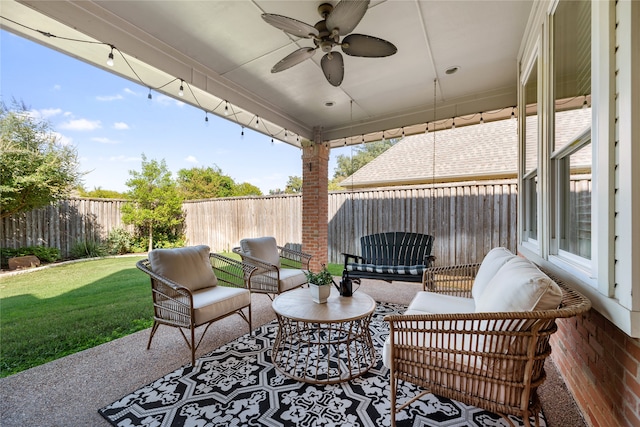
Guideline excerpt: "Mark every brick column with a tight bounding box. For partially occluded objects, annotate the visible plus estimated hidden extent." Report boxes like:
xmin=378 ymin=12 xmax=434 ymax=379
xmin=301 ymin=127 xmax=329 ymax=271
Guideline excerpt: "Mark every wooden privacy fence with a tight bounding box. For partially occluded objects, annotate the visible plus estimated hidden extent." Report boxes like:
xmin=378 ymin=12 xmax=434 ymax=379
xmin=1 ymin=181 xmax=520 ymax=266
xmin=1 ymin=198 xmax=131 ymax=257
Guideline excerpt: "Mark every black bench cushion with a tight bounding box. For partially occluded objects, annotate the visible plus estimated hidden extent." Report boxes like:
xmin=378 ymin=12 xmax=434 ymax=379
xmin=346 ymin=263 xmax=427 ymax=276
xmin=359 ymin=232 xmax=433 ymax=266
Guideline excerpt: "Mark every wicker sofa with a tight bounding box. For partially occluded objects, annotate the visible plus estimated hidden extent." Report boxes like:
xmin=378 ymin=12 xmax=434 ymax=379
xmin=383 ymin=248 xmax=591 ymax=427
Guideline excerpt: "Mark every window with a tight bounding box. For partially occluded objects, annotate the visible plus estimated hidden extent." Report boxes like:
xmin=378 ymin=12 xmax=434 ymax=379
xmin=552 ymin=0 xmax=592 ymax=263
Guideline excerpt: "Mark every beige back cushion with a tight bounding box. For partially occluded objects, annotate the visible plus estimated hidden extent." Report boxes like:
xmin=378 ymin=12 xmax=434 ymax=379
xmin=472 ymin=247 xmax=516 ymax=300
xmin=148 ymin=245 xmax=217 ymax=292
xmin=240 ymin=237 xmax=280 ymax=267
xmin=475 ymin=256 xmax=562 ymax=312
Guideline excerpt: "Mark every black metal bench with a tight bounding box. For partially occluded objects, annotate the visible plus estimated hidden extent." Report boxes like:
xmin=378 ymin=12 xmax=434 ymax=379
xmin=341 ymin=232 xmax=435 ymax=284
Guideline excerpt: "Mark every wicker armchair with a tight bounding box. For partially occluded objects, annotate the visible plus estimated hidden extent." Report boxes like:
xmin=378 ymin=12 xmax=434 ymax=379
xmin=384 ymin=261 xmax=591 ymax=427
xmin=137 ymin=246 xmax=256 ymax=366
xmin=232 ymin=237 xmax=311 ymax=298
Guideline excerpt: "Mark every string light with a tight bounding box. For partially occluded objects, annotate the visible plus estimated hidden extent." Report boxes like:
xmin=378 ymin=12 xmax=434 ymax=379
xmin=511 ymin=107 xmax=515 ymax=120
xmin=480 ymin=113 xmax=484 ymax=124
xmin=241 ymin=126 xmax=245 ymax=139
xmin=402 ymin=128 xmax=405 ymax=137
xmin=425 ymin=123 xmax=429 ymax=134
xmin=178 ymin=80 xmax=184 ymax=97
xmin=451 ymin=118 xmax=456 ymax=129
xmin=254 ymin=116 xmax=260 ymax=129
xmin=382 ymin=131 xmax=386 ymax=142
xmin=582 ymin=95 xmax=588 ymax=109
xmin=147 ymin=88 xmax=152 ymax=100
xmin=106 ymin=45 xmax=115 ymax=67
xmin=284 ymin=130 xmax=288 ymax=141
xmin=224 ymin=102 xmax=229 ymax=116
xmin=204 ymin=112 xmax=209 ymax=124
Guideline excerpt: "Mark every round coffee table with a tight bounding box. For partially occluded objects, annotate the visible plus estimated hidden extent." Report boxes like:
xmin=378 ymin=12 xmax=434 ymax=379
xmin=271 ymin=287 xmax=376 ymax=384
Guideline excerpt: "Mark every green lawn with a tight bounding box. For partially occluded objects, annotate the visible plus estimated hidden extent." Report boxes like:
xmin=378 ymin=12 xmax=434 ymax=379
xmin=0 ymin=255 xmax=344 ymax=378
xmin=0 ymin=256 xmax=149 ymax=377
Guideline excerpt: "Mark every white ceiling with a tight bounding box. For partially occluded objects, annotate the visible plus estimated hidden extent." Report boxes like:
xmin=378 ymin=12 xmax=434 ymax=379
xmin=1 ymin=0 xmax=533 ymax=148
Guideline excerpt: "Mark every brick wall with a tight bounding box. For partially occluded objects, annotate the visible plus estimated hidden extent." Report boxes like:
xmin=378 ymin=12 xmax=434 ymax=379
xmin=301 ymin=134 xmax=329 ymax=271
xmin=552 ymin=310 xmax=640 ymax=426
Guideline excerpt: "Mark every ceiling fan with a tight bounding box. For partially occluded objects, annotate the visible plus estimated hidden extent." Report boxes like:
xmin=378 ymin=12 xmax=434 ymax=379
xmin=262 ymin=0 xmax=397 ymax=86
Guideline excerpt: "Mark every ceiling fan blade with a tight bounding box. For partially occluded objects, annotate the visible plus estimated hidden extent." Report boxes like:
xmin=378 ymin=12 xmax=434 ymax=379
xmin=271 ymin=47 xmax=317 ymax=73
xmin=341 ymin=34 xmax=397 ymax=57
xmin=326 ymin=0 xmax=370 ymax=36
xmin=262 ymin=13 xmax=319 ymax=38
xmin=321 ymin=52 xmax=344 ymax=87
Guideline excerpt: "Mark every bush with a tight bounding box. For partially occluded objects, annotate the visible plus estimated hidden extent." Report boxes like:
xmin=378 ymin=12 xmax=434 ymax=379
xmin=106 ymin=228 xmax=133 ymax=255
xmin=0 ymin=246 xmax=61 ymax=269
xmin=69 ymin=240 xmax=106 ymax=259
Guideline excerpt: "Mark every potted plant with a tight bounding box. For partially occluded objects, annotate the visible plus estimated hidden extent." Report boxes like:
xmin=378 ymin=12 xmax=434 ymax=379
xmin=305 ymin=265 xmax=333 ymax=303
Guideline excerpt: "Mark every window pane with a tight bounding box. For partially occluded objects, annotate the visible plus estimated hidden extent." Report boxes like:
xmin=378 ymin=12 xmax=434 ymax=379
xmin=524 ymin=59 xmax=538 ymax=241
xmin=559 ymin=143 xmax=591 ymax=258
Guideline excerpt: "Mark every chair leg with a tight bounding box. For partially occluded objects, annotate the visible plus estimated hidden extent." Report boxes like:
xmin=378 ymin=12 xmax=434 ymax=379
xmin=190 ymin=325 xmax=196 ymax=366
xmin=147 ymin=321 xmax=159 ymax=350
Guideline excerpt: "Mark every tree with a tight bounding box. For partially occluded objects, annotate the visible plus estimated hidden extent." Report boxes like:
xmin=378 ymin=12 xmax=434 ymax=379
xmin=332 ymin=139 xmax=397 ymax=181
xmin=284 ymin=176 xmax=303 ymax=194
xmin=121 ymin=155 xmax=184 ymax=252
xmin=177 ymin=166 xmax=235 ymax=199
xmin=177 ymin=166 xmax=262 ymax=199
xmin=0 ymin=101 xmax=81 ymax=219
xmin=234 ymin=182 xmax=262 ymax=196
xmin=77 ymin=186 xmax=127 ymax=199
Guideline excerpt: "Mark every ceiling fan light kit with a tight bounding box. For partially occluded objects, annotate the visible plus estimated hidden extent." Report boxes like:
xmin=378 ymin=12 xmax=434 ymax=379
xmin=262 ymin=0 xmax=397 ymax=86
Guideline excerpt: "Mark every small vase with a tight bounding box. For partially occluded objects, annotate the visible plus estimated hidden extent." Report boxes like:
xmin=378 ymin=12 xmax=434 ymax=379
xmin=309 ymin=282 xmax=331 ymax=303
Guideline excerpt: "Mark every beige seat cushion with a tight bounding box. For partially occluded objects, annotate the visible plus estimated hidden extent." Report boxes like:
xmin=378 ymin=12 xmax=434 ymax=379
xmin=475 ymin=256 xmax=562 ymax=313
xmin=240 ymin=237 xmax=280 ymax=267
xmin=192 ymin=286 xmax=251 ymax=326
xmin=149 ymin=245 xmax=217 ymax=292
xmin=472 ymin=247 xmax=515 ymax=300
xmin=407 ymin=291 xmax=476 ymax=314
xmin=251 ymin=268 xmax=307 ymax=293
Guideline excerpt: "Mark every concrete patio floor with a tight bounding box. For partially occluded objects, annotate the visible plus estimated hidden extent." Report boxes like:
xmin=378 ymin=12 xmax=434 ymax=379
xmin=0 ymin=279 xmax=585 ymax=426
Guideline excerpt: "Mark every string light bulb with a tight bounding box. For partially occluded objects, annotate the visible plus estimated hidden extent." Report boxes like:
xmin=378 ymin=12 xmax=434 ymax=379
xmin=451 ymin=118 xmax=456 ymax=129
xmin=582 ymin=95 xmax=588 ymax=109
xmin=382 ymin=131 xmax=386 ymax=142
xmin=204 ymin=112 xmax=209 ymax=124
xmin=241 ymin=127 xmax=245 ymax=139
xmin=284 ymin=130 xmax=289 ymax=141
xmin=254 ymin=116 xmax=260 ymax=128
xmin=106 ymin=46 xmax=115 ymax=67
xmin=480 ymin=113 xmax=484 ymax=124
xmin=511 ymin=107 xmax=515 ymax=120
xmin=224 ymin=102 xmax=230 ymax=116
xmin=178 ymin=80 xmax=184 ymax=97
xmin=147 ymin=88 xmax=152 ymax=100
xmin=425 ymin=123 xmax=429 ymax=134
xmin=402 ymin=128 xmax=405 ymax=138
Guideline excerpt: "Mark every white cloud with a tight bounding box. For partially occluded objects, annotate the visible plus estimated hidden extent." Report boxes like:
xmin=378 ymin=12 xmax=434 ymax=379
xmin=39 ymin=108 xmax=63 ymax=119
xmin=59 ymin=118 xmax=102 ymax=131
xmin=52 ymin=131 xmax=73 ymax=146
xmin=113 ymin=122 xmax=130 ymax=130
xmin=154 ymin=94 xmax=184 ymax=107
xmin=96 ymin=94 xmax=124 ymax=101
xmin=91 ymin=137 xmax=120 ymax=144
xmin=52 ymin=84 xmax=61 ymax=91
xmin=185 ymin=155 xmax=198 ymax=164
xmin=123 ymin=88 xmax=138 ymax=96
xmin=109 ymin=155 xmax=140 ymax=163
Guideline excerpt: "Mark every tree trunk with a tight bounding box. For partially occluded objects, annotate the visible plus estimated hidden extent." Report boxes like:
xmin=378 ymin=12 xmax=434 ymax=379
xmin=148 ymin=224 xmax=153 ymax=252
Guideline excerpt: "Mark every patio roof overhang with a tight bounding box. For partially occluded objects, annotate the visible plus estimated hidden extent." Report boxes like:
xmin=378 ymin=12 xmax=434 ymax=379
xmin=1 ymin=0 xmax=534 ymax=147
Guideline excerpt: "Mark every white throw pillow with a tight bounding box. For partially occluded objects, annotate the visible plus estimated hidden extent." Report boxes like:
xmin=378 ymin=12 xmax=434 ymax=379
xmin=149 ymin=245 xmax=217 ymax=292
xmin=475 ymin=256 xmax=562 ymax=313
xmin=472 ymin=247 xmax=515 ymax=300
xmin=240 ymin=236 xmax=281 ymax=267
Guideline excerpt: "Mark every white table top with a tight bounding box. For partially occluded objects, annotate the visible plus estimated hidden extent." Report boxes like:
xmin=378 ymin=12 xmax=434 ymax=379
xmin=272 ymin=287 xmax=376 ymax=322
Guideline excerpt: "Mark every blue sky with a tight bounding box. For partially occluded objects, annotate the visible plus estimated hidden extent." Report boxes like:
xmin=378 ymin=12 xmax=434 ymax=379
xmin=1 ymin=30 xmax=349 ymax=194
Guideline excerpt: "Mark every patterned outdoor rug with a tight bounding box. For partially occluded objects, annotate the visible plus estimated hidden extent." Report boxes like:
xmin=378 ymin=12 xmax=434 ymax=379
xmin=99 ymin=302 xmax=546 ymax=427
